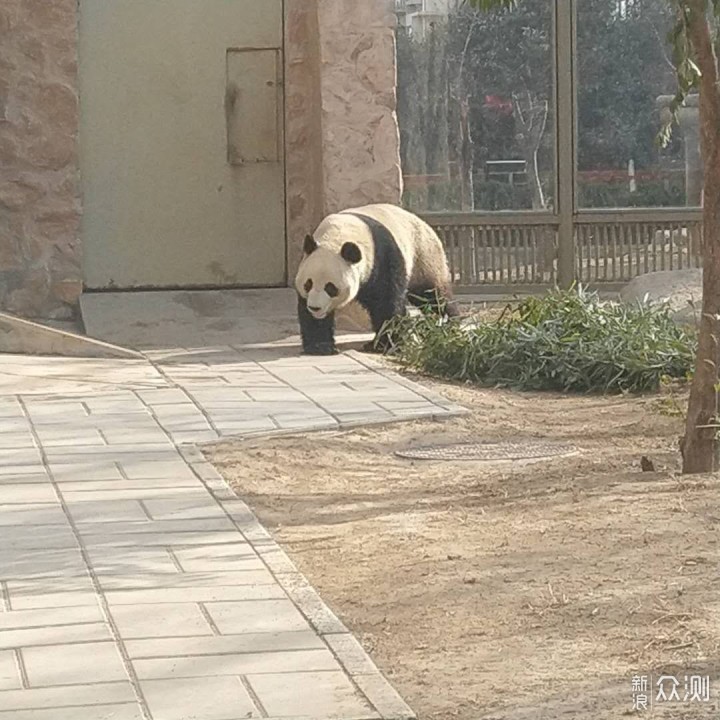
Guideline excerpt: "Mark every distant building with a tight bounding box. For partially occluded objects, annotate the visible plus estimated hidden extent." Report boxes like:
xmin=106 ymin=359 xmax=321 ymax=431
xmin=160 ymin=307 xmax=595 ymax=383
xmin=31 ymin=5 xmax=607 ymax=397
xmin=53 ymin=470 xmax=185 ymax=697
xmin=395 ymin=0 xmax=460 ymax=39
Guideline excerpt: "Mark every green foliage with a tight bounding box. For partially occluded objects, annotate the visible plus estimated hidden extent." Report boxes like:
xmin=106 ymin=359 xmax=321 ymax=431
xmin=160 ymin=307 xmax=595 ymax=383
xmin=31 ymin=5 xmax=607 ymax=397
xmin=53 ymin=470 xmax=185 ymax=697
xmin=403 ymin=0 xmax=684 ymax=211
xmin=575 ymin=0 xmax=678 ymax=168
xmin=657 ymin=2 xmax=701 ymax=147
xmin=386 ymin=288 xmax=696 ymax=394
xmin=474 ymin=180 xmax=534 ymax=210
xmin=468 ymin=0 xmax=516 ymax=9
xmin=577 ymin=176 xmax=686 ymax=208
xmin=462 ymin=0 xmax=708 ymax=150
xmin=396 ymin=25 xmax=451 ymax=210
xmin=405 ymin=176 xmax=685 ymax=211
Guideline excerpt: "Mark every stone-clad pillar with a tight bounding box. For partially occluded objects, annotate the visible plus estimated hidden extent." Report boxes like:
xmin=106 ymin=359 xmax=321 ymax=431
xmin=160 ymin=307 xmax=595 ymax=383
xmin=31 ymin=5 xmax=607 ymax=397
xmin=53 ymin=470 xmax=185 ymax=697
xmin=285 ymin=0 xmax=403 ymax=280
xmin=285 ymin=0 xmax=325 ymax=283
xmin=0 ymin=0 xmax=82 ymax=320
xmin=316 ymin=0 xmax=403 ymax=215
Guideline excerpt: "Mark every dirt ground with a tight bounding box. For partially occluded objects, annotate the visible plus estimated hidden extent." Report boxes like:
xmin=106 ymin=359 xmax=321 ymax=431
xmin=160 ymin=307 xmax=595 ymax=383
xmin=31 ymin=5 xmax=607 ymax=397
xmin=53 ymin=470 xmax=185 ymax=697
xmin=205 ymin=373 xmax=720 ymax=719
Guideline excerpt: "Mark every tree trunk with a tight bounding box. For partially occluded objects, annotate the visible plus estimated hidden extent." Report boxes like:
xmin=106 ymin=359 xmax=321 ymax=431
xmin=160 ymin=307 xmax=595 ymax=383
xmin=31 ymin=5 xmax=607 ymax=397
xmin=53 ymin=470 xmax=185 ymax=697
xmin=426 ymin=26 xmax=449 ymax=211
xmin=513 ymin=94 xmax=551 ymax=278
xmin=526 ymin=148 xmax=546 ymax=211
xmin=681 ymin=0 xmax=720 ymax=473
xmin=395 ymin=31 xmax=427 ymax=210
xmin=459 ymin=96 xmax=475 ymax=211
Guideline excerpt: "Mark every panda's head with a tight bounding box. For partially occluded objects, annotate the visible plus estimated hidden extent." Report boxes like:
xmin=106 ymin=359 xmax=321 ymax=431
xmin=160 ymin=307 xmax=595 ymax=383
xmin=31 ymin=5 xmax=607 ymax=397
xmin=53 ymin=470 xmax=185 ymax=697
xmin=295 ymin=234 xmax=362 ymax=320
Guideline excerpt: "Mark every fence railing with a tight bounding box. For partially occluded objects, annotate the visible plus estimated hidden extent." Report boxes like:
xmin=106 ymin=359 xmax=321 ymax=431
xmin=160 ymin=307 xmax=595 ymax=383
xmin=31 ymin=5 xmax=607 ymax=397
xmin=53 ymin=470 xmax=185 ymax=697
xmin=423 ymin=208 xmax=703 ymax=291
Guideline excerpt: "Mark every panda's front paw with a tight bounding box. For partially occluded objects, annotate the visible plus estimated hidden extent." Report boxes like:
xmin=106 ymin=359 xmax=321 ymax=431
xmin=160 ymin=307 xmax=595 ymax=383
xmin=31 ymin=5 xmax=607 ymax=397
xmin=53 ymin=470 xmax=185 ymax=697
xmin=302 ymin=343 xmax=338 ymax=356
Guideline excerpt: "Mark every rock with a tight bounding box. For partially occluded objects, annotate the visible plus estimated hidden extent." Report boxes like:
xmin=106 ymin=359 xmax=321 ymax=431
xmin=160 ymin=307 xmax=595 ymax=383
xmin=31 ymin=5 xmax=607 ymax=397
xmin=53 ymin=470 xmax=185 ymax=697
xmin=0 ymin=178 xmax=43 ymax=210
xmin=286 ymin=0 xmax=402 ymax=281
xmin=619 ymin=269 xmax=702 ymax=326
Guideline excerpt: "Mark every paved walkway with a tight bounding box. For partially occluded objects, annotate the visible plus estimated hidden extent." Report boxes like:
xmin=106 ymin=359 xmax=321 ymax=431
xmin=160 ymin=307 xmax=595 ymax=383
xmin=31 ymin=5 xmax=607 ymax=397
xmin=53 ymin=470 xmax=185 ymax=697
xmin=0 ymin=345 xmax=464 ymax=720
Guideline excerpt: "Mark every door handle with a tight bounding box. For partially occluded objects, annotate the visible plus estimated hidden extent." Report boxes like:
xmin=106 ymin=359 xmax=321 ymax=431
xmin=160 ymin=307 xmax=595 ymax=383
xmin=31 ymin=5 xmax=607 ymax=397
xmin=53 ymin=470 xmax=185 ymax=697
xmin=225 ymin=81 xmax=243 ymax=165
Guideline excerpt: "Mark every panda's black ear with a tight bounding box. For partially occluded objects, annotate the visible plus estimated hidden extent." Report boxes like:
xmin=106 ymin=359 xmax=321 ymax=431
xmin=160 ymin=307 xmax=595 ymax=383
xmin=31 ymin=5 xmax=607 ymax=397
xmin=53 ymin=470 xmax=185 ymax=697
xmin=303 ymin=234 xmax=318 ymax=255
xmin=340 ymin=242 xmax=362 ymax=265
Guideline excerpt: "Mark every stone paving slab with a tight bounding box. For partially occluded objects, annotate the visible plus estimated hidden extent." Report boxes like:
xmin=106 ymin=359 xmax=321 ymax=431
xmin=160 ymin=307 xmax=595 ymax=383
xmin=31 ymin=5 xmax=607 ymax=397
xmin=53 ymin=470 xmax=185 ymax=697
xmin=0 ymin=346 xmax=465 ymax=718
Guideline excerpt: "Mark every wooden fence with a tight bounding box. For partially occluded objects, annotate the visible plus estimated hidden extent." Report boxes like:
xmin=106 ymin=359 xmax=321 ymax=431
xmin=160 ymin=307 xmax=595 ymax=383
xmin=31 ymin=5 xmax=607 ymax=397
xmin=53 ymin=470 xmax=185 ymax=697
xmin=424 ymin=209 xmax=703 ymax=291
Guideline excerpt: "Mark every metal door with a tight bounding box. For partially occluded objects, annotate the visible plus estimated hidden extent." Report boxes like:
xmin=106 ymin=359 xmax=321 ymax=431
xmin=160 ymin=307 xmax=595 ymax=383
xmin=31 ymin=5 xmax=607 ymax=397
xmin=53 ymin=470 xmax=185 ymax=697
xmin=79 ymin=0 xmax=286 ymax=289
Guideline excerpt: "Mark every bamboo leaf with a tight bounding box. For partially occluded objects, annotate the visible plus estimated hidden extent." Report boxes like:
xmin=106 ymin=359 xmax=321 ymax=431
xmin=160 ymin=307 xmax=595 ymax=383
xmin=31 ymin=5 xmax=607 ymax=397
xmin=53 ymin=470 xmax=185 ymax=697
xmin=386 ymin=288 xmax=696 ymax=395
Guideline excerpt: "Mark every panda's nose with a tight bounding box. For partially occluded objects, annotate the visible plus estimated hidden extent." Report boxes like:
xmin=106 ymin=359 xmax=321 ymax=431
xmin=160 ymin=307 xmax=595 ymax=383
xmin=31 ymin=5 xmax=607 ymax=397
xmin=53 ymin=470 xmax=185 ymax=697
xmin=308 ymin=305 xmax=321 ymax=313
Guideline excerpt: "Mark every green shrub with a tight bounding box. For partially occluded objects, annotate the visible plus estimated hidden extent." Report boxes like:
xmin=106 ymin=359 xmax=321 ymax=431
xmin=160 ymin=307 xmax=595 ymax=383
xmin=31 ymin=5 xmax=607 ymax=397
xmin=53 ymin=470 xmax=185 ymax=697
xmin=386 ymin=288 xmax=696 ymax=394
xmin=577 ymin=177 xmax=686 ymax=209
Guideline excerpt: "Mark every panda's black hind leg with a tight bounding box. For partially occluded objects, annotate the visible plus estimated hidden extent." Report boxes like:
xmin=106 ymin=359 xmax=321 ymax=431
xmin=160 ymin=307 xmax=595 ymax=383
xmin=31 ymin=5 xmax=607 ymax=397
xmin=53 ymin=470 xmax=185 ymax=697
xmin=408 ymin=286 xmax=460 ymax=318
xmin=297 ymin=294 xmax=338 ymax=355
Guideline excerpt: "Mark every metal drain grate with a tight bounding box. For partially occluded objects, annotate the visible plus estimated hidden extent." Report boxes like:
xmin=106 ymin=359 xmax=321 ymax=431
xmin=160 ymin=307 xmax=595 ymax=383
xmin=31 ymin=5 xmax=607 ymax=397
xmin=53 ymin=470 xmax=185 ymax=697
xmin=395 ymin=440 xmax=578 ymax=462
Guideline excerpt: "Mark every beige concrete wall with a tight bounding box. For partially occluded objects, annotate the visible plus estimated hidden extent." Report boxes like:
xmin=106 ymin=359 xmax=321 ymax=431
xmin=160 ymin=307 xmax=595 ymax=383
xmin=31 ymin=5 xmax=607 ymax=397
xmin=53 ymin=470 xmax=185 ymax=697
xmin=0 ymin=0 xmax=82 ymax=320
xmin=0 ymin=0 xmax=402 ymax=319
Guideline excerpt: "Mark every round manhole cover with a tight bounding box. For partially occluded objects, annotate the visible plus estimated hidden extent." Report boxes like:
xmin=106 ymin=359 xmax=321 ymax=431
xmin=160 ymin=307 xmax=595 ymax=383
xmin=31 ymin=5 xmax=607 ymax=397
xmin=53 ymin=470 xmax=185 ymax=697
xmin=395 ymin=440 xmax=578 ymax=462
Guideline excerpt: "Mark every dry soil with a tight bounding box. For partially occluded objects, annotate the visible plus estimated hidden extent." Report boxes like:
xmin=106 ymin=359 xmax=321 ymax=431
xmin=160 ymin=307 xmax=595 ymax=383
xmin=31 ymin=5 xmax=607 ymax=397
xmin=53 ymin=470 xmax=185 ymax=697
xmin=205 ymin=374 xmax=720 ymax=719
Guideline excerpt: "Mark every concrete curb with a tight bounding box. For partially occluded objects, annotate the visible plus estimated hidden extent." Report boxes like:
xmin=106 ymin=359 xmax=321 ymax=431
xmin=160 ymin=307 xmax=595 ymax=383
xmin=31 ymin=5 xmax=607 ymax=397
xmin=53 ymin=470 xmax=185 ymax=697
xmin=0 ymin=312 xmax=144 ymax=359
xmin=345 ymin=350 xmax=470 ymax=415
xmin=178 ymin=444 xmax=417 ymax=720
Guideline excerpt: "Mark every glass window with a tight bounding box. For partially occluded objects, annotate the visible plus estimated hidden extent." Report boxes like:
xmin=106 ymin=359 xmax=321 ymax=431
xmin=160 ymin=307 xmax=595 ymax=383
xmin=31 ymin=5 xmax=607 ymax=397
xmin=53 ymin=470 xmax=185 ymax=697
xmin=395 ymin=1 xmax=556 ymax=212
xmin=576 ymin=0 xmax=701 ymax=208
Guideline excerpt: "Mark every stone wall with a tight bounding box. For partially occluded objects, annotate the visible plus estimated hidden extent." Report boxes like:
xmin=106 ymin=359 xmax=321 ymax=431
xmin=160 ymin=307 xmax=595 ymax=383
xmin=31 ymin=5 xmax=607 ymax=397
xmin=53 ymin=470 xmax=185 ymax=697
xmin=0 ymin=0 xmax=82 ymax=320
xmin=316 ymin=0 xmax=402 ymax=215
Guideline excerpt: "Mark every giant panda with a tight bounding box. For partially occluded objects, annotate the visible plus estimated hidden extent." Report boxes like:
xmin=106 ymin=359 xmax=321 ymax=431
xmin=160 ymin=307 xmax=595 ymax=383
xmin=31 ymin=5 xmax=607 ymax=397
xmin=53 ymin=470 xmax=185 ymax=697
xmin=294 ymin=203 xmax=458 ymax=356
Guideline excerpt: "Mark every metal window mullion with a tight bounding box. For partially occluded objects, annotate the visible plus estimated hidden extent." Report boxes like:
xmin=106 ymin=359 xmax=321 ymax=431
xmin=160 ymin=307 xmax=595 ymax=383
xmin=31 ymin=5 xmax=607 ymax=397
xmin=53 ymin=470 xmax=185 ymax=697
xmin=555 ymin=0 xmax=576 ymax=287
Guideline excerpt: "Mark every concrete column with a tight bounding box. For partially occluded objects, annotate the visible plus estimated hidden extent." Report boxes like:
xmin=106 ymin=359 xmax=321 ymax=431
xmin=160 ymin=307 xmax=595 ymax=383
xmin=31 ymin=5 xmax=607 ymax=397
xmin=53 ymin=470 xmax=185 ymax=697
xmin=656 ymin=94 xmax=702 ymax=206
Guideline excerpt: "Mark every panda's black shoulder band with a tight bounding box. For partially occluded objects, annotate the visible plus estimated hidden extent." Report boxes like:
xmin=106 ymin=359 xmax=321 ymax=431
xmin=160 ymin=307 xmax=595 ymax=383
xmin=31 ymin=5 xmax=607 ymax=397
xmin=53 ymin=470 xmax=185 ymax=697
xmin=343 ymin=212 xmax=408 ymax=335
xmin=343 ymin=213 xmax=394 ymax=243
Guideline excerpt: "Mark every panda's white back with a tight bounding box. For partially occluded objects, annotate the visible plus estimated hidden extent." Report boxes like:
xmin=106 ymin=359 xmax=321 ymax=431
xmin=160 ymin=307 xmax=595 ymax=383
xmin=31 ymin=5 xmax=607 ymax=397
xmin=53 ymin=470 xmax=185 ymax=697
xmin=338 ymin=203 xmax=451 ymax=290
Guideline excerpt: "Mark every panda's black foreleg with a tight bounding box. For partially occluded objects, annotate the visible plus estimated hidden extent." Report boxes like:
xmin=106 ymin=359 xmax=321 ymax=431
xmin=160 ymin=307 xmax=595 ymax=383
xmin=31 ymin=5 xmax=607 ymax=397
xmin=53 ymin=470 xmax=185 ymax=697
xmin=297 ymin=294 xmax=338 ymax=356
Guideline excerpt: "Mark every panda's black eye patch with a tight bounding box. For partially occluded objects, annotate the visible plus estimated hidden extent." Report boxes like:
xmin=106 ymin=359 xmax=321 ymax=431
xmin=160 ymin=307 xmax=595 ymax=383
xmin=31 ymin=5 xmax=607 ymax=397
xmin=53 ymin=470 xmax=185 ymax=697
xmin=325 ymin=282 xmax=339 ymax=298
xmin=304 ymin=279 xmax=313 ymax=293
